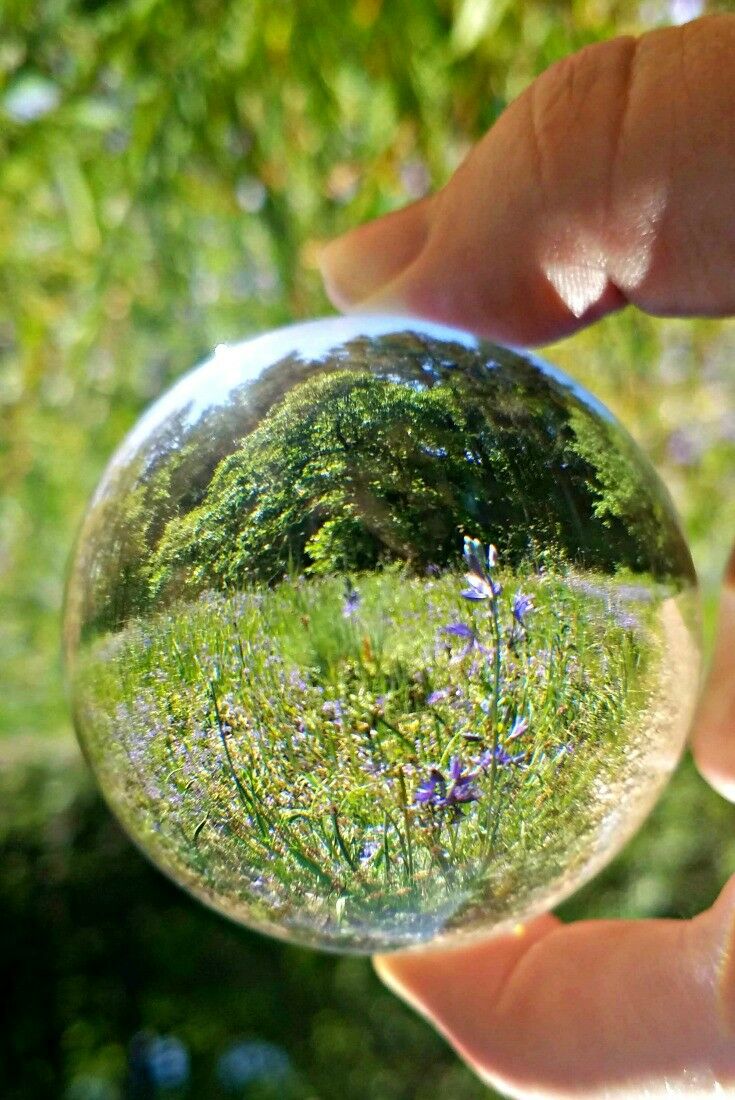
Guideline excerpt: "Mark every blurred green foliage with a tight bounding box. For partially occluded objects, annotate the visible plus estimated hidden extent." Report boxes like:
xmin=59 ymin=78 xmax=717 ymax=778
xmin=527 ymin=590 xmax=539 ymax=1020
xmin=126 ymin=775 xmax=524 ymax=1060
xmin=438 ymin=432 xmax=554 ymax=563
xmin=2 ymin=0 xmax=735 ymax=1096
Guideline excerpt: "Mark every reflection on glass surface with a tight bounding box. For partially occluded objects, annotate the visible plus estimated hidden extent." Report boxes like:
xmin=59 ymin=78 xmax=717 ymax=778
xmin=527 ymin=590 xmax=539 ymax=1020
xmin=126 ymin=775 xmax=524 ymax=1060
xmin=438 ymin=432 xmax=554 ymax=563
xmin=64 ymin=315 xmax=701 ymax=953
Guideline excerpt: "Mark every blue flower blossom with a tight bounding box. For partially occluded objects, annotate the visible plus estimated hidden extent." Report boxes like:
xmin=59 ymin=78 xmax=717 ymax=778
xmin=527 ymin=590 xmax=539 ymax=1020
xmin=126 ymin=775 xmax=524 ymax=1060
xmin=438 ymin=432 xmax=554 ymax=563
xmin=461 ymin=536 xmax=502 ymax=601
xmin=321 ymin=699 xmax=343 ymax=724
xmin=479 ymin=746 xmax=526 ymax=769
xmin=358 ymin=837 xmax=382 ymax=862
xmin=446 ymin=755 xmax=480 ymax=804
xmin=464 ymin=536 xmax=498 ymax=571
xmin=440 ymin=622 xmax=475 ymax=641
xmin=512 ymin=591 xmax=534 ymax=626
xmin=426 ymin=688 xmax=450 ymax=705
xmin=461 ymin=575 xmax=502 ymax=601
xmin=342 ymin=582 xmax=361 ymax=618
xmin=415 ymin=756 xmax=480 ymax=814
xmin=415 ymin=767 xmax=446 ymax=805
xmin=507 ymin=715 xmax=529 ymax=741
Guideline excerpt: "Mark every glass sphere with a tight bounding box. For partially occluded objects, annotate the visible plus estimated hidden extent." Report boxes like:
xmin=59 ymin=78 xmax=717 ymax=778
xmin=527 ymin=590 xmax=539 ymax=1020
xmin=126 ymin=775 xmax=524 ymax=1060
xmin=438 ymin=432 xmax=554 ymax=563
xmin=64 ymin=315 xmax=701 ymax=953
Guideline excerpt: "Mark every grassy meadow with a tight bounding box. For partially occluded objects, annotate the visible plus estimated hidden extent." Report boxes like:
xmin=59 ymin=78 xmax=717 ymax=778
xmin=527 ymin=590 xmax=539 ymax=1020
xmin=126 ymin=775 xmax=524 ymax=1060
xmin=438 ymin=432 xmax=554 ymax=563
xmin=75 ymin=546 xmax=687 ymax=951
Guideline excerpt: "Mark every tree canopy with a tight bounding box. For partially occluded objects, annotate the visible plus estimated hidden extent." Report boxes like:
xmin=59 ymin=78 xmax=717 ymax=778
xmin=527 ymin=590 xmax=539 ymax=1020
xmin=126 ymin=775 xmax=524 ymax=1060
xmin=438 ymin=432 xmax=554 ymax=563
xmin=126 ymin=334 xmax=696 ymax=610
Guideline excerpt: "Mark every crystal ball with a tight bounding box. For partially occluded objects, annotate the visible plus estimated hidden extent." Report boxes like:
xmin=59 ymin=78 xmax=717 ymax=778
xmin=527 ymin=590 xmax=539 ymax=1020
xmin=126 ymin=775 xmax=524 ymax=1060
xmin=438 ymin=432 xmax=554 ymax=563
xmin=64 ymin=315 xmax=701 ymax=953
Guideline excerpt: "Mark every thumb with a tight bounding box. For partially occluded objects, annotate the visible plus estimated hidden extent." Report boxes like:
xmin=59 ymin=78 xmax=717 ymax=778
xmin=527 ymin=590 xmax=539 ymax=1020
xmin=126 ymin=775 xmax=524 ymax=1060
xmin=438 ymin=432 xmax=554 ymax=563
xmin=320 ymin=196 xmax=433 ymax=313
xmin=374 ymin=876 xmax=735 ymax=1099
xmin=691 ymin=546 xmax=735 ymax=802
xmin=320 ymin=15 xmax=735 ymax=346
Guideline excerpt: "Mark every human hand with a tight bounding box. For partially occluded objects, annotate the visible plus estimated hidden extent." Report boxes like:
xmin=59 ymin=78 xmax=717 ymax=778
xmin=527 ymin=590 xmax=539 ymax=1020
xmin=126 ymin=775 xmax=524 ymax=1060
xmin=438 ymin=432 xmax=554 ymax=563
xmin=319 ymin=15 xmax=735 ymax=1098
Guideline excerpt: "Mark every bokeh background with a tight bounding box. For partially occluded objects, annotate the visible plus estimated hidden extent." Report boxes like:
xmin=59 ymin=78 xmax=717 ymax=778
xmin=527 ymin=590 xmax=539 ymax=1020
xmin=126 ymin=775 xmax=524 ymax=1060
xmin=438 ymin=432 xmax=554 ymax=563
xmin=2 ymin=0 xmax=735 ymax=1096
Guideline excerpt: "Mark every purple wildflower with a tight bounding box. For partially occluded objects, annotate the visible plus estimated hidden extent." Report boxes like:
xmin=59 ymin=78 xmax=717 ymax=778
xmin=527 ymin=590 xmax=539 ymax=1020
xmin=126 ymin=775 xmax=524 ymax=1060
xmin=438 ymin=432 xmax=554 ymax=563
xmin=613 ymin=609 xmax=639 ymax=631
xmin=415 ymin=756 xmax=480 ymax=814
xmin=415 ymin=768 xmax=446 ymax=805
xmin=342 ymin=582 xmax=361 ymax=618
xmin=507 ymin=715 xmax=529 ymax=741
xmin=512 ymin=591 xmax=534 ymax=626
xmin=426 ymin=688 xmax=450 ymax=705
xmin=288 ymin=669 xmax=309 ymax=691
xmin=464 ymin=536 xmax=498 ymax=572
xmin=461 ymin=535 xmax=502 ymax=601
xmin=358 ymin=838 xmax=381 ymax=862
xmin=361 ymin=757 xmax=387 ymax=778
xmin=479 ymin=746 xmax=526 ymax=769
xmin=461 ymin=575 xmax=502 ymax=601
xmin=446 ymin=755 xmax=480 ymax=805
xmin=321 ymin=699 xmax=344 ymax=724
xmin=441 ymin=622 xmax=475 ymax=641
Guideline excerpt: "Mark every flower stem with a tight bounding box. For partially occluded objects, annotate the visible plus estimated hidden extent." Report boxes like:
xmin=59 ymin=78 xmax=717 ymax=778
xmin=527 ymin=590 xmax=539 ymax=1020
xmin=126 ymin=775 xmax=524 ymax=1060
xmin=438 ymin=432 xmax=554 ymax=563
xmin=482 ymin=596 xmax=504 ymax=865
xmin=487 ymin=597 xmax=503 ymax=802
xmin=397 ymin=767 xmax=415 ymax=882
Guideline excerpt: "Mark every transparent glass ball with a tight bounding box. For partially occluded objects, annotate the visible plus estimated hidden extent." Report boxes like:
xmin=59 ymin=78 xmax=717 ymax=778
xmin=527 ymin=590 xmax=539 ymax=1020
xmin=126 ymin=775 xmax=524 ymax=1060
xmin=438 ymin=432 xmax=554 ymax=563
xmin=64 ymin=315 xmax=701 ymax=953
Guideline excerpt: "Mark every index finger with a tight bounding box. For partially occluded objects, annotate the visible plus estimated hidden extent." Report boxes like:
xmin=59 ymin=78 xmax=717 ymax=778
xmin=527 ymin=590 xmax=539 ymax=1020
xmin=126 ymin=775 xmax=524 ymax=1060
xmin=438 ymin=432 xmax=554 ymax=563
xmin=320 ymin=15 xmax=735 ymax=346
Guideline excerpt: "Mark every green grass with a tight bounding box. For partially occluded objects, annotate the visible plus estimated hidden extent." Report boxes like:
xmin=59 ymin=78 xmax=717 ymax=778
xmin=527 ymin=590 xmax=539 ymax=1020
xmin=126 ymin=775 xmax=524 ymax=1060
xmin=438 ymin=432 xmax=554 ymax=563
xmin=73 ymin=555 xmax=683 ymax=951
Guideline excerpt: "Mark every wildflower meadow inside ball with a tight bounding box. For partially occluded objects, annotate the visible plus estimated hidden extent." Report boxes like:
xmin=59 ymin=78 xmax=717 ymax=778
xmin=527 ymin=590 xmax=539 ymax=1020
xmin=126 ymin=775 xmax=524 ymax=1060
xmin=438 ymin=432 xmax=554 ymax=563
xmin=64 ymin=315 xmax=701 ymax=952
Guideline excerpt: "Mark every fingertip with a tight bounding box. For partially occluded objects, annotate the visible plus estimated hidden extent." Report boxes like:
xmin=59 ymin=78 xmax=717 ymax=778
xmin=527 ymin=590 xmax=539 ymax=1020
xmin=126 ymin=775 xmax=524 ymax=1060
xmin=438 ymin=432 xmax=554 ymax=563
xmin=318 ymin=197 xmax=432 ymax=311
xmin=691 ymin=582 xmax=735 ymax=803
xmin=692 ymin=754 xmax=735 ymax=805
xmin=373 ymin=913 xmax=561 ymax=1014
xmin=372 ymin=952 xmax=428 ymax=1018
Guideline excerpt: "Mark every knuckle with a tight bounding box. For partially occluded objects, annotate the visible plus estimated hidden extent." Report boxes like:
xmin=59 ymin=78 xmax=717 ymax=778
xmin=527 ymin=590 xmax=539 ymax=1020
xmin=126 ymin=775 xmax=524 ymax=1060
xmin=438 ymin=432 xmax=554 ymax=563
xmin=530 ymin=37 xmax=637 ymax=157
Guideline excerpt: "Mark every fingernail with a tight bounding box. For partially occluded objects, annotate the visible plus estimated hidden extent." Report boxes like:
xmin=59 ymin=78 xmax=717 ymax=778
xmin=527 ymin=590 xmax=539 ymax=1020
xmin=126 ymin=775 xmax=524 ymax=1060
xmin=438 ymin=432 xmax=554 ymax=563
xmin=318 ymin=199 xmax=431 ymax=309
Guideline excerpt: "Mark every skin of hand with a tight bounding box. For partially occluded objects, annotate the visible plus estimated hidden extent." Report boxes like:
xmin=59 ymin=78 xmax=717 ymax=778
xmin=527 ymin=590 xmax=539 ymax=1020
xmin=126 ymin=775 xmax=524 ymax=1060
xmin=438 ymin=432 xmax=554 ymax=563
xmin=319 ymin=14 xmax=735 ymax=1099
